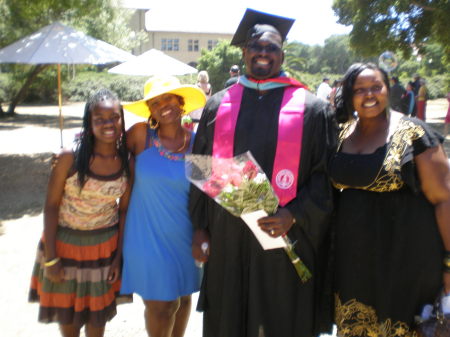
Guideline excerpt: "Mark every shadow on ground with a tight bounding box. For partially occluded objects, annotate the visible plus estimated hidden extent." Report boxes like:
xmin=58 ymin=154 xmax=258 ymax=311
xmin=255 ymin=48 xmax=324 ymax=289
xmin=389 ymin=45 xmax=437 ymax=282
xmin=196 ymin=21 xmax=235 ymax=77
xmin=0 ymin=153 xmax=53 ymax=221
xmin=0 ymin=113 xmax=82 ymax=131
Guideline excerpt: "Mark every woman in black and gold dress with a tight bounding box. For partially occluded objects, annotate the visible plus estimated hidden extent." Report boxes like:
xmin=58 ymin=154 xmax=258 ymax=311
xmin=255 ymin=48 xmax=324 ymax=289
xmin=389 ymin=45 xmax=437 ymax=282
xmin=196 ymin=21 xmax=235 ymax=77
xmin=330 ymin=63 xmax=450 ymax=337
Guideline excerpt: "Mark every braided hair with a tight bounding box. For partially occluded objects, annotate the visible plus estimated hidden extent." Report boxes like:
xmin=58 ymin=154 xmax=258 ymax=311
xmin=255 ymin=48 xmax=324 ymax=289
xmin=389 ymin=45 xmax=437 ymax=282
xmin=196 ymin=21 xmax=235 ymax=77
xmin=334 ymin=62 xmax=390 ymax=124
xmin=75 ymin=89 xmax=130 ymax=188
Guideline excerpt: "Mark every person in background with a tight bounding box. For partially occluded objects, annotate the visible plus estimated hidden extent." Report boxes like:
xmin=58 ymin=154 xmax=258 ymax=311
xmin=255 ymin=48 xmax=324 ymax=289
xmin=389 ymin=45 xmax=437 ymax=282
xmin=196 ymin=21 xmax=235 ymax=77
xmin=190 ymin=71 xmax=212 ymax=125
xmin=389 ymin=76 xmax=406 ymax=113
xmin=416 ymin=78 xmax=428 ymax=121
xmin=402 ymin=81 xmax=416 ymax=116
xmin=316 ymin=77 xmax=332 ymax=102
xmin=120 ymin=76 xmax=206 ymax=337
xmin=224 ymin=64 xmax=240 ymax=88
xmin=29 ymin=89 xmax=132 ymax=337
xmin=331 ymin=62 xmax=450 ymax=337
xmin=196 ymin=70 xmax=212 ymax=99
xmin=189 ymin=8 xmax=337 ymax=337
xmin=412 ymin=73 xmax=421 ymax=97
xmin=329 ymin=79 xmax=342 ymax=108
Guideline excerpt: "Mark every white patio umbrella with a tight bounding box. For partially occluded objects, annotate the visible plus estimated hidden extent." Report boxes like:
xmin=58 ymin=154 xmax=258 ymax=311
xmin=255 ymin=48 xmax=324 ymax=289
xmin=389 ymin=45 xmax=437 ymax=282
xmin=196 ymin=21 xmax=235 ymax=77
xmin=0 ymin=22 xmax=135 ymax=146
xmin=108 ymin=48 xmax=198 ymax=76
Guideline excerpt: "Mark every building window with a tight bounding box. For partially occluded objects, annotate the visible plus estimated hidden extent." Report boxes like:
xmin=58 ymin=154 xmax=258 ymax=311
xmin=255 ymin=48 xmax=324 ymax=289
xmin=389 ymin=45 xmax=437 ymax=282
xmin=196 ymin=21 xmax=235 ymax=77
xmin=161 ymin=38 xmax=179 ymax=51
xmin=207 ymin=40 xmax=218 ymax=50
xmin=188 ymin=39 xmax=199 ymax=52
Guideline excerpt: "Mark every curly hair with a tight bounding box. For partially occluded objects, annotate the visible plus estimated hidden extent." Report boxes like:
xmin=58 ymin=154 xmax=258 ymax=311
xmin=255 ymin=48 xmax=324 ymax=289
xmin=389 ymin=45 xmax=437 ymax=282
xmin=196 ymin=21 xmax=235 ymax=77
xmin=334 ymin=63 xmax=390 ymax=124
xmin=75 ymin=89 xmax=130 ymax=188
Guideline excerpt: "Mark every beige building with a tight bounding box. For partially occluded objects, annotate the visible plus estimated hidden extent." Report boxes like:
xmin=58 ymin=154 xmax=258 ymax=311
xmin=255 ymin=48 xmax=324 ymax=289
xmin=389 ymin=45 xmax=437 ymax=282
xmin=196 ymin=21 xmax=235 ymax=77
xmin=143 ymin=31 xmax=233 ymax=67
xmin=119 ymin=1 xmax=234 ymax=67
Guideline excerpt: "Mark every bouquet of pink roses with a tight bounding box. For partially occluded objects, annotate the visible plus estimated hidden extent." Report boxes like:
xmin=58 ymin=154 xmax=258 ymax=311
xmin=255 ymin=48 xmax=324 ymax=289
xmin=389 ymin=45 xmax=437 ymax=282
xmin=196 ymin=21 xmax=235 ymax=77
xmin=185 ymin=151 xmax=311 ymax=282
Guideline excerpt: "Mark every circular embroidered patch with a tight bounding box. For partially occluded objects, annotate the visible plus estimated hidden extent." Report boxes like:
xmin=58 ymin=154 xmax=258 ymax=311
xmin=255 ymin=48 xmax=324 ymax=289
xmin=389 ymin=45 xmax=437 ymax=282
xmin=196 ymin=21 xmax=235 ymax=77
xmin=275 ymin=169 xmax=294 ymax=189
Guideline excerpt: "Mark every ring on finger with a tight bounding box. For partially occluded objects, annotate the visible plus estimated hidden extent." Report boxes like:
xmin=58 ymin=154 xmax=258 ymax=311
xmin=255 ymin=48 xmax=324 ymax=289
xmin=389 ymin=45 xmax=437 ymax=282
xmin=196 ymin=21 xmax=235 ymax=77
xmin=270 ymin=229 xmax=275 ymax=235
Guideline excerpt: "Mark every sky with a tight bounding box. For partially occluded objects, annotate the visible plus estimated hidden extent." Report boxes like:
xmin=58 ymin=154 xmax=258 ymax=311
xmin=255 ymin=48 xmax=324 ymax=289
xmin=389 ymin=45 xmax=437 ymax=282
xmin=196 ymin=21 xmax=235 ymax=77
xmin=122 ymin=0 xmax=352 ymax=46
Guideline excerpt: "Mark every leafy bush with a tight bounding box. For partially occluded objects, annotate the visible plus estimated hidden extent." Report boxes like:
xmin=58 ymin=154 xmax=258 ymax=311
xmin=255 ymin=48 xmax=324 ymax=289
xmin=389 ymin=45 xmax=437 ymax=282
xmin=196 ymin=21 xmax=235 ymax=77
xmin=0 ymin=73 xmax=11 ymax=101
xmin=64 ymin=71 xmax=147 ymax=102
xmin=425 ymin=74 xmax=450 ymax=99
xmin=287 ymin=71 xmax=342 ymax=93
xmin=197 ymin=40 xmax=243 ymax=93
xmin=1 ymin=65 xmax=447 ymax=109
xmin=0 ymin=70 xmax=23 ymax=102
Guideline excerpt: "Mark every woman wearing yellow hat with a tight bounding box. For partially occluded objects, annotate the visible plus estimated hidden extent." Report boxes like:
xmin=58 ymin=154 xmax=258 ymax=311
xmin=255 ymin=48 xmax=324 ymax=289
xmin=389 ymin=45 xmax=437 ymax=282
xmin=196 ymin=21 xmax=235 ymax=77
xmin=120 ymin=76 xmax=206 ymax=337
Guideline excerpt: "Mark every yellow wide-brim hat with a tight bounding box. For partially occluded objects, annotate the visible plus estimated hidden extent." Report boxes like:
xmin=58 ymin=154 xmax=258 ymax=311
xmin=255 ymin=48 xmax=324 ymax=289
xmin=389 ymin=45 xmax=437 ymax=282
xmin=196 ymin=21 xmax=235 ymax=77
xmin=123 ymin=75 xmax=207 ymax=118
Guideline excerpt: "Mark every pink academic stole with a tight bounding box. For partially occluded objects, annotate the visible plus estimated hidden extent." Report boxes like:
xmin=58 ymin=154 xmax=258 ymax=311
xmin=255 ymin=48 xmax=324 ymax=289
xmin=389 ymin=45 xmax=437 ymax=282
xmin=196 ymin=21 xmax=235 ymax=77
xmin=212 ymin=84 xmax=305 ymax=206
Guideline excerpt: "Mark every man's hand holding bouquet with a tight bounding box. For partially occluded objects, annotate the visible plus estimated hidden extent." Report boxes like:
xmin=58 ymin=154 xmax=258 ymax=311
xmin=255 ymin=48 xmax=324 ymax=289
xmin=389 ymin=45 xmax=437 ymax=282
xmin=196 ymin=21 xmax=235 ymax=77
xmin=186 ymin=151 xmax=311 ymax=282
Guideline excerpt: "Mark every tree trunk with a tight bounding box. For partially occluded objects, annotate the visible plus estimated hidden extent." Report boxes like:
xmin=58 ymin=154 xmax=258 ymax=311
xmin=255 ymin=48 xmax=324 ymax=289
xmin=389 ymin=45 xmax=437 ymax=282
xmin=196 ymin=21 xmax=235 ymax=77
xmin=6 ymin=64 xmax=49 ymax=114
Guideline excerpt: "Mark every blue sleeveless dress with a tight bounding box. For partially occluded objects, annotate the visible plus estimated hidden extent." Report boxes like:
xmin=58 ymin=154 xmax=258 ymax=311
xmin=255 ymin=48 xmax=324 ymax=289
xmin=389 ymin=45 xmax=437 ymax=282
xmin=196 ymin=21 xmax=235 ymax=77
xmin=121 ymin=128 xmax=200 ymax=300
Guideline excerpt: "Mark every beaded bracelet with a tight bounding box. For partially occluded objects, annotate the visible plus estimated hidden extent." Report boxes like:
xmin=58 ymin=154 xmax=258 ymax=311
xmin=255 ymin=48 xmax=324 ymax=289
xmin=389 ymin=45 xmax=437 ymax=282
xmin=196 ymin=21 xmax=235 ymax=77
xmin=44 ymin=257 xmax=60 ymax=267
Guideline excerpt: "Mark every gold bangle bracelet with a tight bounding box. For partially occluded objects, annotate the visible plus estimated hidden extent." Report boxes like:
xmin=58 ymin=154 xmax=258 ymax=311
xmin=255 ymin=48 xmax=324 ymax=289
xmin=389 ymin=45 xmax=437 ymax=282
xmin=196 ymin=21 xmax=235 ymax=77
xmin=44 ymin=257 xmax=60 ymax=267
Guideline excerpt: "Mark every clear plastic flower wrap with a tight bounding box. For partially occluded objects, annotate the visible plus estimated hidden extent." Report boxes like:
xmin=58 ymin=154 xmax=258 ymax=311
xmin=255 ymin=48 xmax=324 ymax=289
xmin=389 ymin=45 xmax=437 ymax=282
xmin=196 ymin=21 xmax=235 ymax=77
xmin=185 ymin=151 xmax=311 ymax=282
xmin=186 ymin=151 xmax=278 ymax=216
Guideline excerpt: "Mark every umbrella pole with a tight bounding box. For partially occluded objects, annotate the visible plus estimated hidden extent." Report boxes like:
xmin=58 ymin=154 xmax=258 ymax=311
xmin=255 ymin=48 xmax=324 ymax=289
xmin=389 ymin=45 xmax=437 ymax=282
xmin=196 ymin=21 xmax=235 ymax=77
xmin=57 ymin=64 xmax=63 ymax=148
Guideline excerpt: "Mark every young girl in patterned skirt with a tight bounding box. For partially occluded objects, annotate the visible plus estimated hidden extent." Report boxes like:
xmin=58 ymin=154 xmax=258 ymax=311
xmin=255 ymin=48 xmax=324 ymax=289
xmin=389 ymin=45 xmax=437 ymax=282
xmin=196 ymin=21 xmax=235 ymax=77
xmin=29 ymin=89 xmax=132 ymax=337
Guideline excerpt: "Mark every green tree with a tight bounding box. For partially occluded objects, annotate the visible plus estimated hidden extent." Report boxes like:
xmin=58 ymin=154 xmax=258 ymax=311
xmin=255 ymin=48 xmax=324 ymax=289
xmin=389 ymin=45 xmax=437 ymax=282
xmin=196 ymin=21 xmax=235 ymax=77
xmin=418 ymin=43 xmax=449 ymax=76
xmin=196 ymin=40 xmax=242 ymax=93
xmin=0 ymin=0 xmax=146 ymax=116
xmin=320 ymin=35 xmax=362 ymax=74
xmin=284 ymin=42 xmax=309 ymax=74
xmin=332 ymin=0 xmax=450 ymax=60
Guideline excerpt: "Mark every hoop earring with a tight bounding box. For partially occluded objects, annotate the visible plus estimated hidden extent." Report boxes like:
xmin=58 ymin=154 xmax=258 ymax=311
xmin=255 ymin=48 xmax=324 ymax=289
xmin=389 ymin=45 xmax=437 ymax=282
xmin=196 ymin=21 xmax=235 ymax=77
xmin=148 ymin=118 xmax=159 ymax=129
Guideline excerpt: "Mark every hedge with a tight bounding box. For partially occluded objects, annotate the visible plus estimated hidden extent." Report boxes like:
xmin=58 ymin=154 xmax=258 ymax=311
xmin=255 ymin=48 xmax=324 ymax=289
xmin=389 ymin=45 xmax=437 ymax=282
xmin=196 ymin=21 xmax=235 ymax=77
xmin=0 ymin=69 xmax=448 ymax=105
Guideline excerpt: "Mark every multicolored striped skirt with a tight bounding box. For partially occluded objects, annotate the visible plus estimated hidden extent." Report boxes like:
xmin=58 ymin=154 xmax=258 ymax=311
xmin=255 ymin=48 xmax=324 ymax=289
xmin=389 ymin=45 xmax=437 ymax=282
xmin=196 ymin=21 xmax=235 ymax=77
xmin=29 ymin=225 xmax=131 ymax=327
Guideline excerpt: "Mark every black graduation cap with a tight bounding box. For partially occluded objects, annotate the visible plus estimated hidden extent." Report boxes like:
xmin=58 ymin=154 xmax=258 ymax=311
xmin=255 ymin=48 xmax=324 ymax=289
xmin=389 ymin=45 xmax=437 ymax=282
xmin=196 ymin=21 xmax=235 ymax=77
xmin=230 ymin=8 xmax=295 ymax=47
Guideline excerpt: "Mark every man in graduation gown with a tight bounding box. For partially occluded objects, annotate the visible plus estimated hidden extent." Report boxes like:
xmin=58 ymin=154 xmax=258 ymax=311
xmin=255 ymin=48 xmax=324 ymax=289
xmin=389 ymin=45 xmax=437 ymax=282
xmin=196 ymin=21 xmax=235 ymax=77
xmin=189 ymin=8 xmax=337 ymax=337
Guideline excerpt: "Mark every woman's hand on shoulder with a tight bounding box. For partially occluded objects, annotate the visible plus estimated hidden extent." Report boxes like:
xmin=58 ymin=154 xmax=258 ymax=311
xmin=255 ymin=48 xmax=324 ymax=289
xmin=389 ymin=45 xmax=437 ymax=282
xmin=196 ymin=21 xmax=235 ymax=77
xmin=45 ymin=151 xmax=74 ymax=209
xmin=48 ymin=151 xmax=74 ymax=185
xmin=51 ymin=150 xmax=74 ymax=169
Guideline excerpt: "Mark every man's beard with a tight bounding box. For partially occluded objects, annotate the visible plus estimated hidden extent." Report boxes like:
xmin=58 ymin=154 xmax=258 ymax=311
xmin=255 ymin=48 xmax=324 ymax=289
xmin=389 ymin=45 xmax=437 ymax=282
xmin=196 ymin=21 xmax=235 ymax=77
xmin=250 ymin=65 xmax=273 ymax=79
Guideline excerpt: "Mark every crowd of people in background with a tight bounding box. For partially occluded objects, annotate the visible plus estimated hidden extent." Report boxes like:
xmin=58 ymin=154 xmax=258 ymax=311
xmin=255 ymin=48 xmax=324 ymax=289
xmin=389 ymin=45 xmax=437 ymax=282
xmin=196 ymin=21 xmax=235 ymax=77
xmin=316 ymin=73 xmax=429 ymax=122
xmin=28 ymin=7 xmax=449 ymax=337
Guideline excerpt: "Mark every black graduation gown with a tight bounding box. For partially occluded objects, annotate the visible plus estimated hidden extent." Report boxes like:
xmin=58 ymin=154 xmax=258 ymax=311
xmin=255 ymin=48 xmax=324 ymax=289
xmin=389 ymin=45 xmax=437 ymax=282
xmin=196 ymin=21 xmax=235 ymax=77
xmin=189 ymin=85 xmax=337 ymax=337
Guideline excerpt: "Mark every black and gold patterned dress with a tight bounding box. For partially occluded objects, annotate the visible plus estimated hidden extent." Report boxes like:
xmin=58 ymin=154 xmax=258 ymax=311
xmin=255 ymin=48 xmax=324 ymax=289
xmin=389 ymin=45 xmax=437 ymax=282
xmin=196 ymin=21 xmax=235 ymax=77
xmin=329 ymin=116 xmax=445 ymax=337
